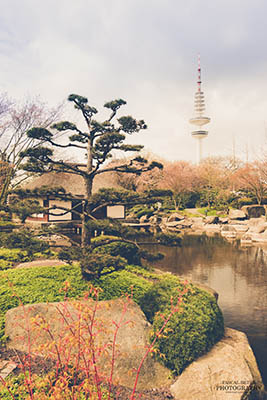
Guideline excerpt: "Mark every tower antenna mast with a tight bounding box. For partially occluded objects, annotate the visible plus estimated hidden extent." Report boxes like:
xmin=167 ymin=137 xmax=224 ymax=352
xmin=189 ymin=55 xmax=211 ymax=163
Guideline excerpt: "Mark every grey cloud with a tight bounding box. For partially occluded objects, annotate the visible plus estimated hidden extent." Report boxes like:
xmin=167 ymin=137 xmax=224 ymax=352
xmin=0 ymin=0 xmax=267 ymax=161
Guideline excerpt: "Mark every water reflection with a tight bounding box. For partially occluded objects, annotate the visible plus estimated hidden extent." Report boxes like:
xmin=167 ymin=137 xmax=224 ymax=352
xmin=142 ymin=236 xmax=267 ymax=386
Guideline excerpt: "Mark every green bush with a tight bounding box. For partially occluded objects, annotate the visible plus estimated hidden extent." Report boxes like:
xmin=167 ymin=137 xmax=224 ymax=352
xmin=0 ymin=221 xmax=16 ymax=228
xmin=92 ymin=239 xmax=142 ymax=265
xmin=231 ymin=196 xmax=254 ymax=208
xmin=81 ymin=253 xmax=127 ymax=279
xmin=155 ymin=232 xmax=182 ymax=246
xmin=0 ymin=259 xmax=13 ymax=270
xmin=149 ymin=284 xmax=224 ymax=374
xmin=0 ymin=264 xmax=151 ymax=341
xmin=0 ymin=248 xmax=30 ymax=263
xmin=96 ymin=268 xmax=153 ymax=303
xmin=136 ymin=208 xmax=154 ymax=219
xmin=139 ymin=278 xmax=184 ymax=323
xmin=0 ymin=230 xmax=49 ymax=254
xmin=86 ymin=218 xmax=135 ymax=238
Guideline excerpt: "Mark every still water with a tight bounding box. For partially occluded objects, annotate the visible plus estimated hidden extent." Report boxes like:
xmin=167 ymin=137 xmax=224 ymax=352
xmin=142 ymin=235 xmax=267 ymax=387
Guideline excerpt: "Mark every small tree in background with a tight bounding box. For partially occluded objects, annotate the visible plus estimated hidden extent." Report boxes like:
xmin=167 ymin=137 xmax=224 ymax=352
xmin=195 ymin=157 xmax=233 ymax=210
xmin=22 ymin=94 xmax=163 ymax=246
xmin=159 ymin=161 xmax=197 ymax=210
xmin=231 ymin=161 xmax=267 ymax=205
xmin=0 ymin=95 xmax=62 ymax=206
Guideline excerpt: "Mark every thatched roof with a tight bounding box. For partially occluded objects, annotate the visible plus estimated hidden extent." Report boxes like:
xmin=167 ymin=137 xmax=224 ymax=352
xmin=23 ymin=170 xmax=120 ymax=197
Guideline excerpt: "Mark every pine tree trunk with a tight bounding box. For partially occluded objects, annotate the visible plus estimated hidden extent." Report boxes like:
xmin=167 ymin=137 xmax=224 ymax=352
xmin=81 ymin=134 xmax=93 ymax=248
xmin=0 ymin=169 xmax=13 ymax=207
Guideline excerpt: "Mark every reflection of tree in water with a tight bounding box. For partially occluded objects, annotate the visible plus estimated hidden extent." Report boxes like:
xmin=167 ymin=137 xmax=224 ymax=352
xmin=145 ymin=235 xmax=266 ymax=286
xmin=235 ymin=245 xmax=267 ymax=284
xmin=145 ymin=234 xmax=237 ymax=276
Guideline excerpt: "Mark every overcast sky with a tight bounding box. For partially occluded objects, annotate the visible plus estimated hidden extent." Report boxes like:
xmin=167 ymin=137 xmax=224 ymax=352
xmin=1 ymin=0 xmax=267 ymax=163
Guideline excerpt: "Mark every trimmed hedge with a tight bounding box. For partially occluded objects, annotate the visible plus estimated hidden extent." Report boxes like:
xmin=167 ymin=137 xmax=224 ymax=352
xmin=0 ymin=264 xmax=224 ymax=376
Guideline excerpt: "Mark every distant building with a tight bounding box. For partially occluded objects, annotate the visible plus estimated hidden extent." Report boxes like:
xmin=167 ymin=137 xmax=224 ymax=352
xmin=22 ymin=169 xmax=125 ymax=223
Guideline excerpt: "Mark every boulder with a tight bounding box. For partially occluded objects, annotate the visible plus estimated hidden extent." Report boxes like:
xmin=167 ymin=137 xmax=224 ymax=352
xmin=248 ymin=233 xmax=267 ymax=243
xmin=175 ymin=219 xmax=193 ymax=228
xmin=240 ymin=235 xmax=253 ymax=245
xmin=204 ymin=224 xmax=221 ymax=233
xmin=139 ymin=215 xmax=149 ymax=223
xmin=167 ymin=213 xmax=184 ymax=222
xmin=229 ymin=209 xmax=247 ymax=221
xmin=205 ymin=216 xmax=219 ymax=224
xmin=247 ymin=225 xmax=266 ymax=234
xmin=165 ymin=221 xmax=181 ymax=228
xmin=190 ymin=217 xmax=204 ymax=225
xmin=228 ymin=224 xmax=249 ymax=233
xmin=221 ymin=225 xmax=237 ymax=238
xmin=242 ymin=205 xmax=266 ymax=219
xmin=219 ymin=217 xmax=229 ymax=224
xmin=170 ymin=328 xmax=264 ymax=400
xmin=5 ymin=298 xmax=171 ymax=390
xmin=149 ymin=215 xmax=162 ymax=224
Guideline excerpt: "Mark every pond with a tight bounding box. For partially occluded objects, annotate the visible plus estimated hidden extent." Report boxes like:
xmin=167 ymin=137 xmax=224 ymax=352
xmin=142 ymin=235 xmax=267 ymax=387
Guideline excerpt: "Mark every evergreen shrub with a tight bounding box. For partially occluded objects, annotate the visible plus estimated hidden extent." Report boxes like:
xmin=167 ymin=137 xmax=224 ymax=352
xmin=155 ymin=232 xmax=182 ymax=246
xmin=0 ymin=248 xmax=30 ymax=263
xmin=147 ymin=283 xmax=224 ymax=374
xmin=92 ymin=240 xmax=141 ymax=265
xmin=0 ymin=230 xmax=49 ymax=254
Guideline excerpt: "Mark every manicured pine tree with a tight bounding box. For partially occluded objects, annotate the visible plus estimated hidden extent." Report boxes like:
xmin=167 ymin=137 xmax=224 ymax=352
xmin=22 ymin=94 xmax=162 ymax=246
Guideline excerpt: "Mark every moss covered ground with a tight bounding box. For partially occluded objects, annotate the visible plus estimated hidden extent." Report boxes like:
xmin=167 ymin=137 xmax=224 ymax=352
xmin=0 ymin=262 xmax=224 ymax=375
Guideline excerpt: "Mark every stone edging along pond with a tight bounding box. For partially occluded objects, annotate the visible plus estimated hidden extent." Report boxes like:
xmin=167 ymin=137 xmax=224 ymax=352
xmin=138 ymin=205 xmax=267 ymax=245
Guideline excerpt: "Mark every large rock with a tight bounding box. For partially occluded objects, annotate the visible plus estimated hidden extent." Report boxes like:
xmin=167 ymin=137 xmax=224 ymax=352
xmin=170 ymin=328 xmax=264 ymax=400
xmin=228 ymin=224 xmax=249 ymax=233
xmin=190 ymin=217 xmax=204 ymax=225
xmin=204 ymin=224 xmax=221 ymax=233
xmin=219 ymin=217 xmax=229 ymax=224
xmin=242 ymin=205 xmax=266 ymax=219
xmin=205 ymin=216 xmax=219 ymax=224
xmin=247 ymin=225 xmax=266 ymax=234
xmin=149 ymin=215 xmax=162 ymax=224
xmin=247 ymin=232 xmax=267 ymax=243
xmin=5 ymin=298 xmax=171 ymax=390
xmin=139 ymin=215 xmax=149 ymax=223
xmin=221 ymin=225 xmax=237 ymax=238
xmin=229 ymin=209 xmax=247 ymax=221
xmin=165 ymin=221 xmax=181 ymax=228
xmin=167 ymin=213 xmax=184 ymax=222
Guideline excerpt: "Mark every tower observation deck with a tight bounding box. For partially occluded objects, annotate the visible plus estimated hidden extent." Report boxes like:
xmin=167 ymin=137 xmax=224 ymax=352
xmin=189 ymin=56 xmax=210 ymax=163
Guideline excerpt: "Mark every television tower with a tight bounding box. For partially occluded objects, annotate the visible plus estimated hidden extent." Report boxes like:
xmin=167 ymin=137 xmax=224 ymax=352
xmin=189 ymin=55 xmax=211 ymax=163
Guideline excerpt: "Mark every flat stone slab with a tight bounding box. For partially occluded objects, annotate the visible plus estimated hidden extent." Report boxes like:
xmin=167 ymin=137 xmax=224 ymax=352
xmin=0 ymin=360 xmax=17 ymax=379
xmin=15 ymin=259 xmax=66 ymax=269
